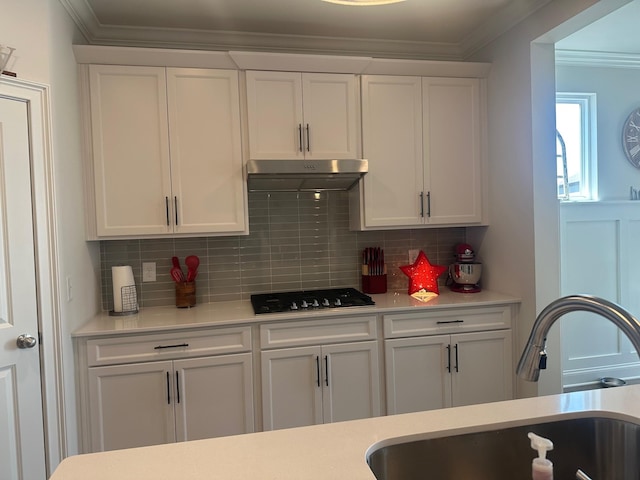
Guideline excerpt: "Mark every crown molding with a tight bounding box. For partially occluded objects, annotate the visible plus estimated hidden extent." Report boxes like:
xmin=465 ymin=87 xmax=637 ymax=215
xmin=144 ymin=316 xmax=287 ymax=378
xmin=59 ymin=0 xmax=540 ymax=61
xmin=556 ymin=49 xmax=640 ymax=69
xmin=460 ymin=0 xmax=553 ymax=57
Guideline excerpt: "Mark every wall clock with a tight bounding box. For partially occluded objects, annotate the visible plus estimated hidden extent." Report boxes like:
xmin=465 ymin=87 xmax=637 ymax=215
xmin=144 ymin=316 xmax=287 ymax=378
xmin=623 ymin=107 xmax=640 ymax=168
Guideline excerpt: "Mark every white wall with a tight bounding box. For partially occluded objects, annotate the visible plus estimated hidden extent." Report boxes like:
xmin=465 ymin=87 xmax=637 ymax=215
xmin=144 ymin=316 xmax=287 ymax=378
xmin=466 ymin=0 xmax=630 ymax=398
xmin=2 ymin=0 xmax=100 ymax=468
xmin=1 ymin=0 xmax=51 ymax=82
xmin=556 ymin=64 xmax=640 ymax=200
xmin=48 ymin=0 xmax=101 ymax=460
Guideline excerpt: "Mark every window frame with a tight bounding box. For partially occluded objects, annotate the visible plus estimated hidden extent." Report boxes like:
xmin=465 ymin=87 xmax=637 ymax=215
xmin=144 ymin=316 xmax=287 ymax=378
xmin=555 ymin=92 xmax=597 ymax=201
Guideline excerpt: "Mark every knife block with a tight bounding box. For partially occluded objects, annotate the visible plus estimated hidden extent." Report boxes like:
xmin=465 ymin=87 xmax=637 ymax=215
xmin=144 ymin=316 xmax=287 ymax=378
xmin=176 ymin=281 xmax=196 ymax=308
xmin=362 ymin=274 xmax=387 ymax=294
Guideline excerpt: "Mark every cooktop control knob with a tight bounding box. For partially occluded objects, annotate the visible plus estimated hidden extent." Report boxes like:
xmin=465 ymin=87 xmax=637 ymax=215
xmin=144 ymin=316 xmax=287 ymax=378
xmin=334 ymin=298 xmax=342 ymax=307
xmin=322 ymin=298 xmax=330 ymax=307
xmin=301 ymin=300 xmax=309 ymax=308
xmin=291 ymin=302 xmax=298 ymax=310
xmin=311 ymin=299 xmax=320 ymax=307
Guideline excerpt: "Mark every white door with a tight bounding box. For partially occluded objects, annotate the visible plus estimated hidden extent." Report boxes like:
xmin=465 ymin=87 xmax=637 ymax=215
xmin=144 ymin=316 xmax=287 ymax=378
xmin=174 ymin=353 xmax=254 ymax=442
xmin=261 ymin=346 xmax=323 ymax=430
xmin=89 ymin=65 xmax=172 ymax=236
xmin=0 ymin=96 xmax=47 ymax=479
xmin=384 ymin=335 xmax=451 ymax=414
xmin=423 ymin=77 xmax=483 ymax=225
xmin=88 ymin=361 xmax=175 ymax=452
xmin=301 ymin=73 xmax=359 ymax=159
xmin=361 ymin=75 xmax=424 ymax=227
xmin=322 ymin=341 xmax=380 ymax=423
xmin=166 ymin=68 xmax=246 ymax=235
xmin=245 ymin=71 xmax=304 ymax=160
xmin=450 ymin=330 xmax=513 ymax=407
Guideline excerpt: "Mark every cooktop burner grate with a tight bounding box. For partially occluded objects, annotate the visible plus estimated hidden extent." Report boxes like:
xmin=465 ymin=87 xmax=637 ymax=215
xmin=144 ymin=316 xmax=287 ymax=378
xmin=250 ymin=287 xmax=375 ymax=314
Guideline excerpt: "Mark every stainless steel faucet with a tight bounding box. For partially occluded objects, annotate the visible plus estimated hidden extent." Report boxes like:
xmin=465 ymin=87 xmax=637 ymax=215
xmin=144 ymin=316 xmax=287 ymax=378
xmin=516 ymin=294 xmax=640 ymax=381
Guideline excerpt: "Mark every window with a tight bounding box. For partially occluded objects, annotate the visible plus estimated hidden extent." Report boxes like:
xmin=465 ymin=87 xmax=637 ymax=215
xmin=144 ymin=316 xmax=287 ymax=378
xmin=556 ymin=93 xmax=597 ymax=200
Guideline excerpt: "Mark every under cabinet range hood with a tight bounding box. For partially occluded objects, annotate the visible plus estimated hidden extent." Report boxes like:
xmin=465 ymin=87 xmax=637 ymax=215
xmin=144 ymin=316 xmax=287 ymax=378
xmin=246 ymin=159 xmax=368 ymax=192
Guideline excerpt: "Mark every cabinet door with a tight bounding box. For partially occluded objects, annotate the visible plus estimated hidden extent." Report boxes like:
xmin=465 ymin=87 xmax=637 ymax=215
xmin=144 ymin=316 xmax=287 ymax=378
xmin=167 ymin=68 xmax=247 ymax=234
xmin=361 ymin=75 xmax=424 ymax=227
xmin=321 ymin=341 xmax=381 ymax=423
xmin=88 ymin=361 xmax=175 ymax=452
xmin=385 ymin=335 xmax=451 ymax=414
xmin=423 ymin=77 xmax=482 ymax=224
xmin=261 ymin=346 xmax=323 ymax=430
xmin=301 ymin=73 xmax=359 ymax=159
xmin=89 ymin=65 xmax=172 ymax=236
xmin=173 ymin=353 xmax=254 ymax=442
xmin=246 ymin=71 xmax=304 ymax=159
xmin=450 ymin=330 xmax=513 ymax=407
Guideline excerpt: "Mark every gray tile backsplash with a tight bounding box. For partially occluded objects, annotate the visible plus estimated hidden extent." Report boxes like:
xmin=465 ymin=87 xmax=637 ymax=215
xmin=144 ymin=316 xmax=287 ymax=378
xmin=100 ymin=191 xmax=466 ymax=310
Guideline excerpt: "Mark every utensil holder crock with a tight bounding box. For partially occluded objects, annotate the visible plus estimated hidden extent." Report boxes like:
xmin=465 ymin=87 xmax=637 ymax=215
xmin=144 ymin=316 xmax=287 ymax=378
xmin=362 ymin=274 xmax=387 ymax=294
xmin=176 ymin=281 xmax=196 ymax=308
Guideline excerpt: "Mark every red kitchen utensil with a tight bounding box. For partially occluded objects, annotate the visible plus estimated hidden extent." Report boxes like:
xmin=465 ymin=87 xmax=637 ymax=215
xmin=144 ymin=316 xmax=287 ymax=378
xmin=170 ymin=266 xmax=185 ymax=283
xmin=185 ymin=255 xmax=200 ymax=282
xmin=172 ymin=256 xmax=180 ymax=269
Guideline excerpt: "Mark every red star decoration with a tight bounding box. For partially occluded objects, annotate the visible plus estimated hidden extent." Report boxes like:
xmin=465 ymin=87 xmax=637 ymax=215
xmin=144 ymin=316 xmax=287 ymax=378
xmin=399 ymin=250 xmax=447 ymax=295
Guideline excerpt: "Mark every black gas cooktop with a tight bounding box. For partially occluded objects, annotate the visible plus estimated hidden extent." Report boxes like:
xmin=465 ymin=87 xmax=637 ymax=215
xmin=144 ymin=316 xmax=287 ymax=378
xmin=250 ymin=288 xmax=375 ymax=314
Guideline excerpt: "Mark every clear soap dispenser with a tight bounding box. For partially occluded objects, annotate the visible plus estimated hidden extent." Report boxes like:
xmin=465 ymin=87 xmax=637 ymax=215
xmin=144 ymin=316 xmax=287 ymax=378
xmin=528 ymin=432 xmax=554 ymax=480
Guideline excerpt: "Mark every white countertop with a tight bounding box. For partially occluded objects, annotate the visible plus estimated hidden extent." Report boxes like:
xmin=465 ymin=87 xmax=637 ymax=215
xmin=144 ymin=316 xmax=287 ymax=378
xmin=73 ymin=289 xmax=520 ymax=337
xmin=50 ymin=384 xmax=640 ymax=480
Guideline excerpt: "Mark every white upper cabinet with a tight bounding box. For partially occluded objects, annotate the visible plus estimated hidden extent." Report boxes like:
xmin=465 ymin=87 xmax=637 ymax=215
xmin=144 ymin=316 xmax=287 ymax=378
xmin=360 ymin=75 xmax=424 ymax=227
xmin=89 ymin=65 xmax=172 ymax=236
xmin=355 ymin=75 xmax=485 ymax=229
xmin=166 ymin=68 xmax=246 ymax=235
xmin=423 ymin=77 xmax=482 ymax=225
xmin=87 ymin=65 xmax=247 ymax=238
xmin=245 ymin=71 xmax=359 ymax=160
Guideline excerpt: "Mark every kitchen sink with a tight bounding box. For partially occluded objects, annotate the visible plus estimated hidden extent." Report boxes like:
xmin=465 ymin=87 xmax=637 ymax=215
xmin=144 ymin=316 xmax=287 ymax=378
xmin=367 ymin=416 xmax=640 ymax=480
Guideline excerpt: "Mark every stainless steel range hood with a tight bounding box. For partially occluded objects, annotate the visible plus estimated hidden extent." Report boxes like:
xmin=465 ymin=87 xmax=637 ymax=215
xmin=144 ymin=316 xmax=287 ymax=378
xmin=246 ymin=159 xmax=368 ymax=192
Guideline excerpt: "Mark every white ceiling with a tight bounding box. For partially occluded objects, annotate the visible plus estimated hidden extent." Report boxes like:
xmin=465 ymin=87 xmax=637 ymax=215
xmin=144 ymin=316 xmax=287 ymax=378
xmin=60 ymin=0 xmax=553 ymax=60
xmin=556 ymin=1 xmax=640 ymax=55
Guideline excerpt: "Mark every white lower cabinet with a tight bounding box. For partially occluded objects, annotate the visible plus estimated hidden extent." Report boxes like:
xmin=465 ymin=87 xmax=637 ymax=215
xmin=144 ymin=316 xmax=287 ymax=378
xmin=260 ymin=315 xmax=381 ymax=431
xmin=88 ymin=353 xmax=254 ymax=452
xmin=384 ymin=307 xmax=514 ymax=415
xmin=79 ymin=326 xmax=254 ymax=453
xmin=261 ymin=341 xmax=380 ymax=430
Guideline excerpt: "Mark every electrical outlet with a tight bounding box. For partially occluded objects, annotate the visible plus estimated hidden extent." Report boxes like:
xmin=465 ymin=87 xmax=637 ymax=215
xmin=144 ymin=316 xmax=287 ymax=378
xmin=408 ymin=249 xmax=419 ymax=264
xmin=142 ymin=262 xmax=156 ymax=282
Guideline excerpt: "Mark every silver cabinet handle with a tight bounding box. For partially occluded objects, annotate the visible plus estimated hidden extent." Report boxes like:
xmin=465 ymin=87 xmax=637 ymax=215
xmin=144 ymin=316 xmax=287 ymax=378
xmin=426 ymin=191 xmax=431 ymax=217
xmin=16 ymin=334 xmax=37 ymax=349
xmin=165 ymin=197 xmax=170 ymax=226
xmin=298 ymin=124 xmax=303 ymax=152
xmin=174 ymin=196 xmax=179 ymax=225
xmin=436 ymin=320 xmax=464 ymax=325
xmin=446 ymin=344 xmax=451 ymax=373
xmin=306 ymin=124 xmax=310 ymax=152
xmin=419 ymin=192 xmax=424 ymax=217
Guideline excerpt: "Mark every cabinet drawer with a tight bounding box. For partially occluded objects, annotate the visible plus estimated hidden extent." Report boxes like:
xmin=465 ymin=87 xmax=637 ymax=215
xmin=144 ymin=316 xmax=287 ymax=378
xmin=260 ymin=316 xmax=377 ymax=349
xmin=87 ymin=326 xmax=252 ymax=366
xmin=383 ymin=306 xmax=512 ymax=339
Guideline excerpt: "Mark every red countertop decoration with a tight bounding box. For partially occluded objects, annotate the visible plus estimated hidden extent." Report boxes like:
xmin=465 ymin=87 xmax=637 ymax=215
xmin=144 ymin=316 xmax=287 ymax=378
xmin=399 ymin=250 xmax=447 ymax=295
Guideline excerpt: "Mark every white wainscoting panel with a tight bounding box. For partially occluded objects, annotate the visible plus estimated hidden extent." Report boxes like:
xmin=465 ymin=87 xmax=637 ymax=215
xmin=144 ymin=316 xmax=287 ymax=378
xmin=560 ymin=202 xmax=640 ymax=387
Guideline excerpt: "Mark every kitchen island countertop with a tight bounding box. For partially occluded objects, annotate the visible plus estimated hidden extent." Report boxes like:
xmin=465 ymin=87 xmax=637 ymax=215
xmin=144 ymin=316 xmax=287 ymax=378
xmin=50 ymin=384 xmax=640 ymax=480
xmin=73 ymin=289 xmax=520 ymax=337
